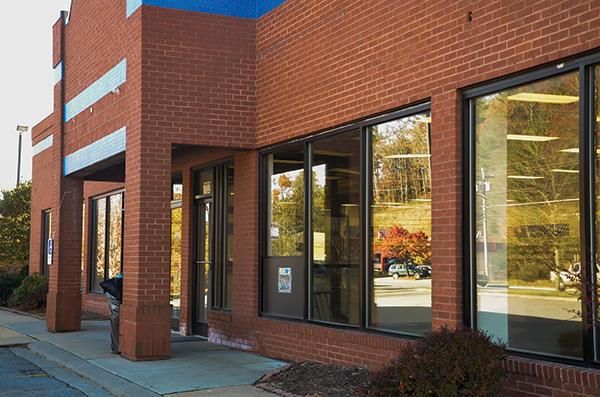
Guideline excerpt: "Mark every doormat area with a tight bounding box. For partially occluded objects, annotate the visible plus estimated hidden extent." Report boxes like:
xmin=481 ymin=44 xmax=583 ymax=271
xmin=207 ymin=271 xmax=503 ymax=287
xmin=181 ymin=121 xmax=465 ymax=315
xmin=256 ymin=361 xmax=369 ymax=397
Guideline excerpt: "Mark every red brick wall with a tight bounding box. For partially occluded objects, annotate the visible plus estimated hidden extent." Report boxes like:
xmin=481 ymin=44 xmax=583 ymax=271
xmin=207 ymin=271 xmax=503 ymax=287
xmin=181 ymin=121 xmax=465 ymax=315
xmin=62 ymin=0 xmax=140 ymax=156
xmin=141 ymin=6 xmax=256 ymax=149
xmin=30 ymin=115 xmax=57 ymax=275
xmin=250 ymin=1 xmax=600 ymax=395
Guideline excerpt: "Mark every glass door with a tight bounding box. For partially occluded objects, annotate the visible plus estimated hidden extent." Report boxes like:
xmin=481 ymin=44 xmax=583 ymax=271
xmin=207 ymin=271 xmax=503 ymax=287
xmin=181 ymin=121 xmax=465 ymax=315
xmin=193 ymin=198 xmax=212 ymax=335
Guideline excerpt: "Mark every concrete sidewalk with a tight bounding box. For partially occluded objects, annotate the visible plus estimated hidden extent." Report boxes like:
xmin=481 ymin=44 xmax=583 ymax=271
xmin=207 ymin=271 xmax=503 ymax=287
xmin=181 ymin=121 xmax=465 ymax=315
xmin=0 ymin=309 xmax=284 ymax=396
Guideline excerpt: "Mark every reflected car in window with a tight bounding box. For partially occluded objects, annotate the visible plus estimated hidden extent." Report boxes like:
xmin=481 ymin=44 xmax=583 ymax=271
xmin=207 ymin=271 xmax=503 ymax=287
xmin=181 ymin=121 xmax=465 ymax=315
xmin=388 ymin=263 xmax=415 ymax=279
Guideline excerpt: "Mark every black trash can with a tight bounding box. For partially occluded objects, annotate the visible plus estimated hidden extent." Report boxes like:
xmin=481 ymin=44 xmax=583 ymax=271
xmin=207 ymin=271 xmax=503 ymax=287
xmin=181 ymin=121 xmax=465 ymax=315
xmin=99 ymin=276 xmax=123 ymax=354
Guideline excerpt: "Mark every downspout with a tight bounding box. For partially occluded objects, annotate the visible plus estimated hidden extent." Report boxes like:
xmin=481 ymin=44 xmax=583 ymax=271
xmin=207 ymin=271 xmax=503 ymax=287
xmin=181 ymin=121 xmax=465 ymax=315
xmin=59 ymin=10 xmax=67 ymax=180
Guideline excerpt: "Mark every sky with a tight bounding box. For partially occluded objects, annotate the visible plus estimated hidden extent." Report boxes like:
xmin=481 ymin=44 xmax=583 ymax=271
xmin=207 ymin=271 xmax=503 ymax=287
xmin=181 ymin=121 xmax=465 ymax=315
xmin=0 ymin=1 xmax=72 ymax=193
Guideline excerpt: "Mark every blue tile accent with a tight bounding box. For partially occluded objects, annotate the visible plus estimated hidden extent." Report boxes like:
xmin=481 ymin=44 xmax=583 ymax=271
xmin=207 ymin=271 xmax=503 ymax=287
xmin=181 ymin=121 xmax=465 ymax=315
xmin=64 ymin=59 xmax=127 ymax=122
xmin=54 ymin=62 xmax=62 ymax=85
xmin=126 ymin=0 xmax=143 ymax=17
xmin=129 ymin=0 xmax=286 ymax=19
xmin=32 ymin=135 xmax=54 ymax=157
xmin=63 ymin=127 xmax=126 ymax=175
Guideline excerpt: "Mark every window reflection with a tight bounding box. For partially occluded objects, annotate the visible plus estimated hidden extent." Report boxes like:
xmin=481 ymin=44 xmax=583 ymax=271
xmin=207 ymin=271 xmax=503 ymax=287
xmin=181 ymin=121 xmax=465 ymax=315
xmin=475 ymin=71 xmax=582 ymax=359
xmin=267 ymin=145 xmax=305 ymax=257
xmin=311 ymin=131 xmax=361 ymax=325
xmin=94 ymin=199 xmax=106 ymax=292
xmin=92 ymin=192 xmax=124 ymax=293
xmin=370 ymin=113 xmax=432 ymax=335
xmin=108 ymin=194 xmax=123 ymax=279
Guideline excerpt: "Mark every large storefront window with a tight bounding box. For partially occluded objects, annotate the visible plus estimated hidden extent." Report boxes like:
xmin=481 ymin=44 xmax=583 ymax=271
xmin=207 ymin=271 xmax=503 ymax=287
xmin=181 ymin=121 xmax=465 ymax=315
xmin=464 ymin=58 xmax=600 ymax=363
xmin=262 ymin=144 xmax=306 ymax=319
xmin=41 ymin=210 xmax=52 ymax=276
xmin=91 ymin=192 xmax=124 ymax=292
xmin=369 ymin=113 xmax=432 ymax=335
xmin=311 ymin=131 xmax=361 ymax=325
xmin=260 ymin=103 xmax=432 ymax=334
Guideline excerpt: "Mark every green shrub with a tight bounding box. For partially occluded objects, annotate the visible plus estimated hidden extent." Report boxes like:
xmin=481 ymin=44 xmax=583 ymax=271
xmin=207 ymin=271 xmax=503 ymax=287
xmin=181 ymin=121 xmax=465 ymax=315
xmin=362 ymin=326 xmax=506 ymax=397
xmin=8 ymin=273 xmax=48 ymax=310
xmin=0 ymin=266 xmax=28 ymax=305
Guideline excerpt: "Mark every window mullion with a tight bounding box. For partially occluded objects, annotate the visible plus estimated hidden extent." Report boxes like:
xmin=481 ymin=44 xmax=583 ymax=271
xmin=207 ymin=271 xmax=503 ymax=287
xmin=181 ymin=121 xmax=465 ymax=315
xmin=362 ymin=126 xmax=371 ymax=329
xmin=580 ymin=64 xmax=597 ymax=363
xmin=104 ymin=197 xmax=111 ymax=282
xmin=305 ymin=141 xmax=313 ymax=321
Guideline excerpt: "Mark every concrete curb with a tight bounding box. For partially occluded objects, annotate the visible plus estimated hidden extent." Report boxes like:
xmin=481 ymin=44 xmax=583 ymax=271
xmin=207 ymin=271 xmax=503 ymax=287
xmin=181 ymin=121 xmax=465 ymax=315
xmin=11 ymin=346 xmax=115 ymax=397
xmin=27 ymin=340 xmax=161 ymax=397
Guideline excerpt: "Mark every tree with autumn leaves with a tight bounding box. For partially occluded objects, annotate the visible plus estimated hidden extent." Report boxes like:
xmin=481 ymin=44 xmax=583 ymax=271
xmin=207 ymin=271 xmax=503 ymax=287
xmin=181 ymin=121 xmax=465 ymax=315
xmin=0 ymin=182 xmax=31 ymax=273
xmin=380 ymin=225 xmax=431 ymax=266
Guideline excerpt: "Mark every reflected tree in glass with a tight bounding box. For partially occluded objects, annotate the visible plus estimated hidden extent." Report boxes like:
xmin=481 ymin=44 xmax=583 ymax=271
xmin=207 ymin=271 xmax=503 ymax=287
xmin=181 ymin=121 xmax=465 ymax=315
xmin=475 ymin=71 xmax=583 ymax=359
xmin=369 ymin=113 xmax=432 ymax=335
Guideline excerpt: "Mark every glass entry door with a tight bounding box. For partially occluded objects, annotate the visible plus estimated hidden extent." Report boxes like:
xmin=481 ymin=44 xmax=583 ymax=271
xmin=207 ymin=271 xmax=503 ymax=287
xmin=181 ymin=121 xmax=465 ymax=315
xmin=193 ymin=198 xmax=212 ymax=335
xmin=191 ymin=163 xmax=235 ymax=335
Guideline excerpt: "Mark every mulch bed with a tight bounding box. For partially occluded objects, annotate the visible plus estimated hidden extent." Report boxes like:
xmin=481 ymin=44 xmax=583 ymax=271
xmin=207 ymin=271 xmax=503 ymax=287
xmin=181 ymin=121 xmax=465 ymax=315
xmin=256 ymin=362 xmax=370 ymax=397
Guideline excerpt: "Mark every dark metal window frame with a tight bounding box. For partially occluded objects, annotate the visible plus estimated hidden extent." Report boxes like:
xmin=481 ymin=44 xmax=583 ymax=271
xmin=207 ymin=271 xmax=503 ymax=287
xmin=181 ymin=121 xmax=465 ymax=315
xmin=89 ymin=190 xmax=125 ymax=293
xmin=258 ymin=101 xmax=432 ymax=339
xmin=462 ymin=51 xmax=600 ymax=367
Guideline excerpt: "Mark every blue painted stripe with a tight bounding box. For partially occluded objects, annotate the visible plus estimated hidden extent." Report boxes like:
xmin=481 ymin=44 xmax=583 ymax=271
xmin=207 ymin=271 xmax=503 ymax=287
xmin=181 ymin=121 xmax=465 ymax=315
xmin=54 ymin=62 xmax=62 ymax=85
xmin=129 ymin=0 xmax=286 ymax=19
xmin=32 ymin=135 xmax=54 ymax=156
xmin=64 ymin=127 xmax=127 ymax=175
xmin=126 ymin=0 xmax=143 ymax=17
xmin=64 ymin=59 xmax=127 ymax=122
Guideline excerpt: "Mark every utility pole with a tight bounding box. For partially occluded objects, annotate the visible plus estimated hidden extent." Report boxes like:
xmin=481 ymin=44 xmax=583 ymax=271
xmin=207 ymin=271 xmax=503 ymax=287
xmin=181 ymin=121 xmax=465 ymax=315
xmin=15 ymin=125 xmax=29 ymax=186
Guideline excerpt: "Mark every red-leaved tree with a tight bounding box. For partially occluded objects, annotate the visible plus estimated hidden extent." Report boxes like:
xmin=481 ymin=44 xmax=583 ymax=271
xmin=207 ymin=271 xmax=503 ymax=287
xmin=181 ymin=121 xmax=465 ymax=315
xmin=380 ymin=225 xmax=432 ymax=266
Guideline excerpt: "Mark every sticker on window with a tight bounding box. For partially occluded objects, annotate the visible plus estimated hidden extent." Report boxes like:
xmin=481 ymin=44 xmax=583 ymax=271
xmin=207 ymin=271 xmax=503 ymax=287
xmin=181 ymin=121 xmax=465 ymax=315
xmin=278 ymin=267 xmax=292 ymax=293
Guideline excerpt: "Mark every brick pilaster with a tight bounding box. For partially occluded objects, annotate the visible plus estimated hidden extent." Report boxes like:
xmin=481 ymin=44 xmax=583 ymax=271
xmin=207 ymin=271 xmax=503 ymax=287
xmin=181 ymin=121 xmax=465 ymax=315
xmin=119 ymin=136 xmax=171 ymax=361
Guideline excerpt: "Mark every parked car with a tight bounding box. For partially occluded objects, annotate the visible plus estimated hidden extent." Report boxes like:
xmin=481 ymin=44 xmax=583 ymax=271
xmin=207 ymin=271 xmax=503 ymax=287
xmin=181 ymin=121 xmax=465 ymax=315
xmin=388 ymin=263 xmax=415 ymax=279
xmin=409 ymin=265 xmax=431 ymax=279
xmin=550 ymin=262 xmax=599 ymax=291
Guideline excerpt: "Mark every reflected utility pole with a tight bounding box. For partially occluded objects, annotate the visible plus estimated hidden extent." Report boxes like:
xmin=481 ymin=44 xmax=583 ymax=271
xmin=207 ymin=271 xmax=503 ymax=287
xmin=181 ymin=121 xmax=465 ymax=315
xmin=477 ymin=168 xmax=491 ymax=278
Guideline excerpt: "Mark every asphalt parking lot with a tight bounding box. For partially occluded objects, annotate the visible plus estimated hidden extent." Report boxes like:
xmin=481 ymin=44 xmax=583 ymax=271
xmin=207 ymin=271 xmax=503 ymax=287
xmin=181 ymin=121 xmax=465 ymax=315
xmin=0 ymin=348 xmax=85 ymax=397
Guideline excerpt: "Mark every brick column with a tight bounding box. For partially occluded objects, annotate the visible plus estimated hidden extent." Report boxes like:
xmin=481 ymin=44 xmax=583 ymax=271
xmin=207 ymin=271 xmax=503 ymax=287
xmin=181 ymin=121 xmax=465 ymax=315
xmin=430 ymin=90 xmax=463 ymax=329
xmin=119 ymin=137 xmax=172 ymax=361
xmin=46 ymin=11 xmax=83 ymax=333
xmin=178 ymin=167 xmax=193 ymax=335
xmin=46 ymin=176 xmax=84 ymax=332
xmin=230 ymin=152 xmax=259 ymax=344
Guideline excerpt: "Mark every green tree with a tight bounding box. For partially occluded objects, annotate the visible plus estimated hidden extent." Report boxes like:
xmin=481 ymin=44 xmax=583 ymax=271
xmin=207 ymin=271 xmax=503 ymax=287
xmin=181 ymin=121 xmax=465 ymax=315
xmin=0 ymin=182 xmax=31 ymax=272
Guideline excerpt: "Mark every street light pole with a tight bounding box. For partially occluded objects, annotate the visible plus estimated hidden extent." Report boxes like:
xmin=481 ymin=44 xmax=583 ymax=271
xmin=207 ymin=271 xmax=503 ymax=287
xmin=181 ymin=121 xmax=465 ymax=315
xmin=16 ymin=125 xmax=29 ymax=187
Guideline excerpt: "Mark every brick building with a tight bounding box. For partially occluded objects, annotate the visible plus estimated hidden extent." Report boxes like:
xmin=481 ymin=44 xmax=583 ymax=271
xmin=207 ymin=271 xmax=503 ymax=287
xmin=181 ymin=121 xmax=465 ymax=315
xmin=30 ymin=0 xmax=600 ymax=395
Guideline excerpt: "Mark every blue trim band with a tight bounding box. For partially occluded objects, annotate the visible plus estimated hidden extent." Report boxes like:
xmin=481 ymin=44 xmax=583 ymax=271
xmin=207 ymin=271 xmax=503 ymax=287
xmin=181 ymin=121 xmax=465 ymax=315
xmin=127 ymin=0 xmax=286 ymax=19
xmin=54 ymin=62 xmax=62 ymax=85
xmin=64 ymin=59 xmax=127 ymax=122
xmin=32 ymin=135 xmax=54 ymax=157
xmin=64 ymin=127 xmax=127 ymax=175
